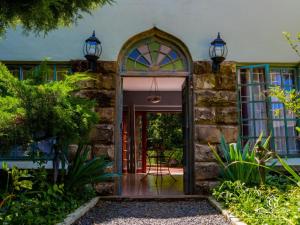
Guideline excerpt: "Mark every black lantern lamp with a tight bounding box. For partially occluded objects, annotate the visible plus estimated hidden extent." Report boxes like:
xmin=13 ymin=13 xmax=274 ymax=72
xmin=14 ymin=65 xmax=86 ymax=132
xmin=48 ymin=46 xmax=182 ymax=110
xmin=209 ymin=32 xmax=228 ymax=73
xmin=83 ymin=31 xmax=102 ymax=72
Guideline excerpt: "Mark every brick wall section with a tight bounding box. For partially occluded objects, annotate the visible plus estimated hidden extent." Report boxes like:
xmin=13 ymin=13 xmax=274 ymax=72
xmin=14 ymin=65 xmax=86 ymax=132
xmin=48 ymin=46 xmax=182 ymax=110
xmin=193 ymin=61 xmax=238 ymax=193
xmin=72 ymin=61 xmax=117 ymax=194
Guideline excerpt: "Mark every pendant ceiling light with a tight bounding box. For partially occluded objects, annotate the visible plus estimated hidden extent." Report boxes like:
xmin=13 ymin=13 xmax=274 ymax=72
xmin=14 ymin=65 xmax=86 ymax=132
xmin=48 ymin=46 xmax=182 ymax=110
xmin=147 ymin=77 xmax=161 ymax=104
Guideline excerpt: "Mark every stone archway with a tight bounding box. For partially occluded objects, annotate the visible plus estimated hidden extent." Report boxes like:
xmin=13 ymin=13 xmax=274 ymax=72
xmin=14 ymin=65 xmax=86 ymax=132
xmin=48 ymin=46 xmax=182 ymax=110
xmin=115 ymin=27 xmax=195 ymax=194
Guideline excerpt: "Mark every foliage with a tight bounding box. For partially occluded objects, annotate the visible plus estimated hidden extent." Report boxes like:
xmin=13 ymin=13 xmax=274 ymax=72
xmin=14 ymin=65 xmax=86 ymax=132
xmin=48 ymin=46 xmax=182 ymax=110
xmin=147 ymin=148 xmax=183 ymax=166
xmin=0 ymin=62 xmax=98 ymax=155
xmin=275 ymin=155 xmax=300 ymax=186
xmin=269 ymin=86 xmax=300 ymax=117
xmin=213 ymin=180 xmax=300 ymax=225
xmin=65 ymin=144 xmax=114 ymax=191
xmin=147 ymin=113 xmax=183 ymax=151
xmin=209 ymin=133 xmax=273 ymax=185
xmin=0 ymin=162 xmax=96 ymax=225
xmin=283 ymin=31 xmax=300 ymax=57
xmin=0 ymin=0 xmax=114 ymax=37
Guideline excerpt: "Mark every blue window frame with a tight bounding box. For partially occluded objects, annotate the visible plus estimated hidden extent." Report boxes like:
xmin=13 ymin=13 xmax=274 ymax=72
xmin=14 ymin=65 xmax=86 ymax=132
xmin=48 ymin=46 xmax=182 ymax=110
xmin=238 ymin=64 xmax=300 ymax=156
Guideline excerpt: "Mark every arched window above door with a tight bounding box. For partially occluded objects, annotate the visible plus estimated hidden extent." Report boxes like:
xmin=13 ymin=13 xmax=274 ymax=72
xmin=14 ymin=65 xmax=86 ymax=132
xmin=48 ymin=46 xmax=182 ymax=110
xmin=122 ymin=38 xmax=188 ymax=74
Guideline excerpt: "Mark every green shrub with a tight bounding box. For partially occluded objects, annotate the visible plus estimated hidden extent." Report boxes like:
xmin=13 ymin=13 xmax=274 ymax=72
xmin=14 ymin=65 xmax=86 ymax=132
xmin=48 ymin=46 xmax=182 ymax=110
xmin=65 ymin=144 xmax=115 ymax=191
xmin=213 ymin=180 xmax=300 ymax=225
xmin=209 ymin=133 xmax=273 ymax=185
xmin=0 ymin=62 xmax=98 ymax=155
xmin=0 ymin=162 xmax=96 ymax=225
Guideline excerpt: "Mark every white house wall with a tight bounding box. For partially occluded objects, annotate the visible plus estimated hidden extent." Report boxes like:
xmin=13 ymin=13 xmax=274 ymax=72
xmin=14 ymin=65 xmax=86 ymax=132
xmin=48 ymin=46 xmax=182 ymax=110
xmin=0 ymin=0 xmax=300 ymax=62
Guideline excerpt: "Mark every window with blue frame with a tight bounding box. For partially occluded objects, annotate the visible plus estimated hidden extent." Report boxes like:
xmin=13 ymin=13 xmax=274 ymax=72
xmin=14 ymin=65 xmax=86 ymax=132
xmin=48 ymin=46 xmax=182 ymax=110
xmin=5 ymin=63 xmax=72 ymax=81
xmin=238 ymin=65 xmax=299 ymax=156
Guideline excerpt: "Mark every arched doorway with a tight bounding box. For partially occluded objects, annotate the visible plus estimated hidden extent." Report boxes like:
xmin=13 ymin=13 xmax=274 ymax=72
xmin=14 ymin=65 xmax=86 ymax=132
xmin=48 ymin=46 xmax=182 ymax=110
xmin=115 ymin=27 xmax=194 ymax=195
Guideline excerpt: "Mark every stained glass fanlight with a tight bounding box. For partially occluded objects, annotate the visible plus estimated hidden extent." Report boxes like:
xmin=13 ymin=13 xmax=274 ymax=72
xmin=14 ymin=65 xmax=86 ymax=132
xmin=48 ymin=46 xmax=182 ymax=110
xmin=124 ymin=39 xmax=187 ymax=73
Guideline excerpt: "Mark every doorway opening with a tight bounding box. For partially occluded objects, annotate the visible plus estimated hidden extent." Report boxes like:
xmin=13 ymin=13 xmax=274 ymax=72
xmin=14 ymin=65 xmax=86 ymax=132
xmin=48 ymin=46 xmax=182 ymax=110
xmin=121 ymin=77 xmax=185 ymax=196
xmin=116 ymin=28 xmax=194 ymax=195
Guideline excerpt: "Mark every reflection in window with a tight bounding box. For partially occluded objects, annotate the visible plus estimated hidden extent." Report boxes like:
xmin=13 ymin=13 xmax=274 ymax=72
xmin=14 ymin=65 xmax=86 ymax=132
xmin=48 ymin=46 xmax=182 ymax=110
xmin=238 ymin=67 xmax=299 ymax=156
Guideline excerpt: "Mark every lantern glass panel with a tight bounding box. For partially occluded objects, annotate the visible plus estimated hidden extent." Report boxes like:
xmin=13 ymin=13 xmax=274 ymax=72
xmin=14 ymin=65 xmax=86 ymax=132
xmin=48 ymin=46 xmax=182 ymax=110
xmin=214 ymin=44 xmax=224 ymax=57
xmin=86 ymin=41 xmax=98 ymax=55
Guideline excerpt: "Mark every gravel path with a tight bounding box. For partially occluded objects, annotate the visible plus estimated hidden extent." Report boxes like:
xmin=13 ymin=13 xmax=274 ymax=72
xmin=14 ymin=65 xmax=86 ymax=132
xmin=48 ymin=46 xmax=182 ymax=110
xmin=74 ymin=200 xmax=230 ymax=225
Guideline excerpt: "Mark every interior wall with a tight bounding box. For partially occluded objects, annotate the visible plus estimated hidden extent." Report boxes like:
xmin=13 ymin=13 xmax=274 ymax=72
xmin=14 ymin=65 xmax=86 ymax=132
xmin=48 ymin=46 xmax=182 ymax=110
xmin=123 ymin=91 xmax=182 ymax=111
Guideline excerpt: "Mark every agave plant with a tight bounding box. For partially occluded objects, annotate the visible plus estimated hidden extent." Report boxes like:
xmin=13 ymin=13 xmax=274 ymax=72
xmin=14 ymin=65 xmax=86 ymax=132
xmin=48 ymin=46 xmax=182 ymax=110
xmin=64 ymin=144 xmax=115 ymax=191
xmin=209 ymin=133 xmax=273 ymax=185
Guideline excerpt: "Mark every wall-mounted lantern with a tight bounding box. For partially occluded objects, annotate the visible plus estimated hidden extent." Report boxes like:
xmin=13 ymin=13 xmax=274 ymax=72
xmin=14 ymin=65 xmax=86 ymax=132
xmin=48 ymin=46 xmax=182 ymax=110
xmin=83 ymin=31 xmax=102 ymax=72
xmin=209 ymin=32 xmax=228 ymax=73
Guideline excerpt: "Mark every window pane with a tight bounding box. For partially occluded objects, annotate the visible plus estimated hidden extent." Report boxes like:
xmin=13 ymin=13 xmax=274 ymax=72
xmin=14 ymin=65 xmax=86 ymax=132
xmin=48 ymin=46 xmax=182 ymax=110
xmin=252 ymin=68 xmax=265 ymax=84
xmin=239 ymin=66 xmax=299 ymax=156
xmin=274 ymin=137 xmax=287 ymax=155
xmin=287 ymin=138 xmax=300 ymax=154
xmin=271 ymin=103 xmax=284 ymax=119
xmin=254 ymin=103 xmax=267 ymax=119
xmin=252 ymin=84 xmax=266 ymax=101
xmin=273 ymin=120 xmax=285 ymax=137
xmin=286 ymin=120 xmax=297 ymax=137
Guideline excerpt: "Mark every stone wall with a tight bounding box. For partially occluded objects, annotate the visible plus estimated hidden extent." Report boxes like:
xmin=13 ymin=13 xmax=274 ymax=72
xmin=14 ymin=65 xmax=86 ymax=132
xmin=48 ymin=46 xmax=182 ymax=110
xmin=72 ymin=60 xmax=117 ymax=194
xmin=71 ymin=60 xmax=238 ymax=195
xmin=193 ymin=61 xmax=238 ymax=193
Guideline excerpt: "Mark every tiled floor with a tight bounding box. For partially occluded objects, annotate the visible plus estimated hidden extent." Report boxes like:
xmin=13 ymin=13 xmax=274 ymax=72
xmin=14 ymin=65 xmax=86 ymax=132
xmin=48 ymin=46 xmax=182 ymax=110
xmin=121 ymin=171 xmax=184 ymax=196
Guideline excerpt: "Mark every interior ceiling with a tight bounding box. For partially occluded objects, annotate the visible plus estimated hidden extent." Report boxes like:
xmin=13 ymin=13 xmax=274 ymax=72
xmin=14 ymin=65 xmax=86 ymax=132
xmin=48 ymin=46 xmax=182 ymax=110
xmin=122 ymin=77 xmax=186 ymax=91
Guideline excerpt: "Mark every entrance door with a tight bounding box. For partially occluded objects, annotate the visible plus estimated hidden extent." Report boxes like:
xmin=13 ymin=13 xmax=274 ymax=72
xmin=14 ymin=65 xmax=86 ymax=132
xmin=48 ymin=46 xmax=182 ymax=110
xmin=122 ymin=109 xmax=147 ymax=173
xmin=182 ymin=77 xmax=194 ymax=194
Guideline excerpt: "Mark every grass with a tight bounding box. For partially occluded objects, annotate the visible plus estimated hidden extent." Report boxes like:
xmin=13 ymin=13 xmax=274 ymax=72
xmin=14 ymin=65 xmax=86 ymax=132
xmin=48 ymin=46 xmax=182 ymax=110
xmin=213 ymin=177 xmax=300 ymax=225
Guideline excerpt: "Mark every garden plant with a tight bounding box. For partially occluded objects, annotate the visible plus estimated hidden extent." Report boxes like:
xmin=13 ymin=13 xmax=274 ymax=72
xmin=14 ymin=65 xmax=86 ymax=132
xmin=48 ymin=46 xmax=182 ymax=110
xmin=0 ymin=62 xmax=113 ymax=224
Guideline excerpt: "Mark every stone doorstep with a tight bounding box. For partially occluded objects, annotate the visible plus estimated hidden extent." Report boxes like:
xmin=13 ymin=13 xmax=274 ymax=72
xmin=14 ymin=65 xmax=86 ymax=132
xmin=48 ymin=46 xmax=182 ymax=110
xmin=98 ymin=195 xmax=208 ymax=201
xmin=57 ymin=195 xmax=246 ymax=225
xmin=56 ymin=197 xmax=99 ymax=225
xmin=208 ymin=197 xmax=247 ymax=225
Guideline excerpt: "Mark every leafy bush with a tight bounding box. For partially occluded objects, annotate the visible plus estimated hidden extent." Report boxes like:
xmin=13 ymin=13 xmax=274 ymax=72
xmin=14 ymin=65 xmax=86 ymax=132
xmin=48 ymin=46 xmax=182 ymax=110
xmin=147 ymin=113 xmax=183 ymax=150
xmin=65 ymin=144 xmax=115 ymax=191
xmin=0 ymin=162 xmax=96 ymax=225
xmin=209 ymin=133 xmax=273 ymax=185
xmin=213 ymin=180 xmax=300 ymax=225
xmin=0 ymin=61 xmax=98 ymax=156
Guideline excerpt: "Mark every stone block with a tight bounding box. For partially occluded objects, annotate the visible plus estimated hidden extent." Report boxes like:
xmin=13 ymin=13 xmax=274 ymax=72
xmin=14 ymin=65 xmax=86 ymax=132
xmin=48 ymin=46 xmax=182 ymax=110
xmin=195 ymin=162 xmax=220 ymax=180
xmin=96 ymin=107 xmax=115 ymax=123
xmin=195 ymin=180 xmax=220 ymax=194
xmin=195 ymin=125 xmax=221 ymax=144
xmin=96 ymin=75 xmax=115 ymax=90
xmin=194 ymin=107 xmax=215 ymax=123
xmin=90 ymin=124 xmax=114 ymax=144
xmin=78 ymin=79 xmax=96 ymax=89
xmin=194 ymin=73 xmax=216 ymax=89
xmin=195 ymin=125 xmax=238 ymax=144
xmin=194 ymin=90 xmax=237 ymax=107
xmin=194 ymin=144 xmax=216 ymax=162
xmin=193 ymin=61 xmax=212 ymax=74
xmin=220 ymin=62 xmax=236 ymax=75
xmin=216 ymin=73 xmax=236 ymax=91
xmin=220 ymin=125 xmax=238 ymax=143
xmin=215 ymin=107 xmax=238 ymax=124
xmin=98 ymin=61 xmax=117 ymax=73
xmin=92 ymin=144 xmax=114 ymax=160
xmin=94 ymin=182 xmax=114 ymax=195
